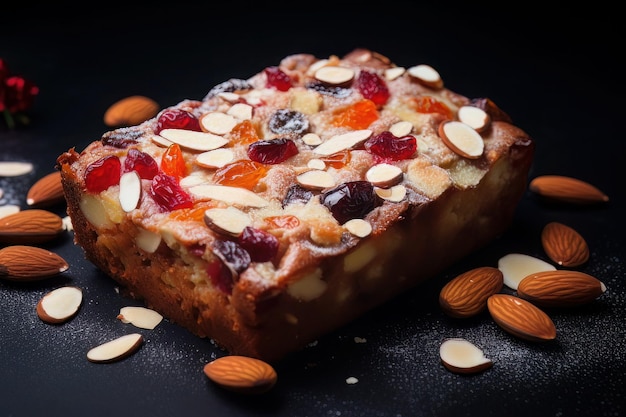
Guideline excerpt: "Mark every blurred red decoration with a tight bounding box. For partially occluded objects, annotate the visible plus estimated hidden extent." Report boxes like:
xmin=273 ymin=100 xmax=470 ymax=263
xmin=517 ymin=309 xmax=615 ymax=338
xmin=1 ymin=58 xmax=39 ymax=129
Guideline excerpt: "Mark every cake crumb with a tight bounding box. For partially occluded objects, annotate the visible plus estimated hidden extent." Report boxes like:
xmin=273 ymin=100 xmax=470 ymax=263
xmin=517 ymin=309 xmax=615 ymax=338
xmin=354 ymin=337 xmax=367 ymax=343
xmin=346 ymin=376 xmax=359 ymax=384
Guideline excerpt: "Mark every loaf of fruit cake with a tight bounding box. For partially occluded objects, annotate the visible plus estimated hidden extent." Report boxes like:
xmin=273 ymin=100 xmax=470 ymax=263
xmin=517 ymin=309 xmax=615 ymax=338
xmin=57 ymin=48 xmax=534 ymax=362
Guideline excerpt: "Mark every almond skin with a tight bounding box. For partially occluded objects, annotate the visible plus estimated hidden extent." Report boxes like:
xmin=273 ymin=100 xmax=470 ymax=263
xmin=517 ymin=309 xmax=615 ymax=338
xmin=541 ymin=222 xmax=589 ymax=267
xmin=487 ymin=294 xmax=556 ymax=342
xmin=439 ymin=266 xmax=504 ymax=318
xmin=0 ymin=209 xmax=65 ymax=244
xmin=26 ymin=171 xmax=65 ymax=207
xmin=104 ymin=95 xmax=159 ymax=127
xmin=203 ymin=355 xmax=277 ymax=394
xmin=528 ymin=175 xmax=609 ymax=204
xmin=517 ymin=270 xmax=606 ymax=308
xmin=0 ymin=245 xmax=69 ymax=281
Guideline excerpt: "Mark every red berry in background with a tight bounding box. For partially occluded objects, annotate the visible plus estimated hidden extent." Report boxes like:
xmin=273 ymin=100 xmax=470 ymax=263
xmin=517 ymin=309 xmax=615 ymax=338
xmin=364 ymin=131 xmax=417 ymax=162
xmin=355 ymin=70 xmax=389 ymax=106
xmin=248 ymin=138 xmax=298 ymax=164
xmin=149 ymin=173 xmax=193 ymax=211
xmin=84 ymin=155 xmax=121 ymax=193
xmin=154 ymin=108 xmax=201 ymax=134
xmin=264 ymin=66 xmax=292 ymax=91
xmin=123 ymin=148 xmax=159 ymax=179
xmin=238 ymin=226 xmax=279 ymax=262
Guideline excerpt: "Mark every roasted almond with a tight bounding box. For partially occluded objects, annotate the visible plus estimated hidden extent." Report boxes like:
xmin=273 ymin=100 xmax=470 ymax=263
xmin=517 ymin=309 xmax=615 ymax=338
xmin=26 ymin=171 xmax=65 ymax=207
xmin=487 ymin=294 xmax=556 ymax=342
xmin=541 ymin=222 xmax=589 ymax=267
xmin=517 ymin=270 xmax=606 ymax=308
xmin=528 ymin=175 xmax=609 ymax=204
xmin=104 ymin=95 xmax=159 ymax=127
xmin=0 ymin=245 xmax=69 ymax=281
xmin=0 ymin=209 xmax=65 ymax=244
xmin=203 ymin=355 xmax=277 ymax=394
xmin=439 ymin=266 xmax=504 ymax=318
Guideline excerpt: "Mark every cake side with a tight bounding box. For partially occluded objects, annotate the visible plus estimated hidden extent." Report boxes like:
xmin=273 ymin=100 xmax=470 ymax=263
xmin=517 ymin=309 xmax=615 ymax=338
xmin=57 ymin=49 xmax=534 ymax=362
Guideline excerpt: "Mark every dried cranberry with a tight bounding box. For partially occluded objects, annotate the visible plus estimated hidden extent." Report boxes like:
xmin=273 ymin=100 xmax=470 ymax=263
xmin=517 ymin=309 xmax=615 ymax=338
xmin=213 ymin=239 xmax=251 ymax=274
xmin=84 ymin=155 xmax=121 ymax=193
xmin=264 ymin=66 xmax=292 ymax=91
xmin=305 ymin=81 xmax=352 ymax=98
xmin=149 ymin=173 xmax=194 ymax=211
xmin=355 ymin=71 xmax=389 ymax=106
xmin=238 ymin=227 xmax=279 ymax=262
xmin=206 ymin=258 xmax=234 ymax=294
xmin=268 ymin=109 xmax=309 ymax=135
xmin=204 ymin=78 xmax=252 ymax=100
xmin=123 ymin=148 xmax=159 ymax=179
xmin=248 ymin=138 xmax=299 ymax=164
xmin=101 ymin=128 xmax=143 ymax=148
xmin=364 ymin=131 xmax=417 ymax=162
xmin=320 ymin=181 xmax=381 ymax=224
xmin=155 ymin=108 xmax=201 ymax=134
xmin=282 ymin=184 xmax=313 ymax=207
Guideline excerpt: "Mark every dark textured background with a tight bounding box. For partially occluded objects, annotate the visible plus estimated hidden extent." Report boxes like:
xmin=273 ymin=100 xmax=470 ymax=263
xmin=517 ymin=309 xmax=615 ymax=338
xmin=1 ymin=5 xmax=624 ymax=417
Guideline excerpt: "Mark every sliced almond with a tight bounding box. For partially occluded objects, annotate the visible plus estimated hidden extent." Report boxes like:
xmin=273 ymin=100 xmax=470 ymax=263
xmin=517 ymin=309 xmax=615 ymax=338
xmin=541 ymin=221 xmax=589 ymax=267
xmin=0 ymin=245 xmax=69 ymax=281
xmin=374 ymin=185 xmax=406 ymax=202
xmin=26 ymin=171 xmax=65 ymax=207
xmin=307 ymin=159 xmax=326 ymax=170
xmin=384 ymin=66 xmax=406 ymax=81
xmin=528 ymin=175 xmax=609 ymax=204
xmin=497 ymin=253 xmax=556 ymax=290
xmin=135 ymin=228 xmax=162 ymax=253
xmin=296 ymin=170 xmax=336 ymax=190
xmin=457 ymin=105 xmax=491 ymax=132
xmin=199 ymin=111 xmax=238 ymax=135
xmin=158 ymin=129 xmax=228 ymax=152
xmin=487 ymin=294 xmax=557 ymax=342
xmin=365 ymin=163 xmax=403 ymax=188
xmin=344 ymin=218 xmax=372 ymax=238
xmin=389 ymin=120 xmax=413 ymax=137
xmin=87 ymin=333 xmax=143 ymax=363
xmin=203 ymin=355 xmax=278 ymax=394
xmin=439 ymin=338 xmax=492 ymax=374
xmin=313 ymin=130 xmax=372 ymax=156
xmin=150 ymin=134 xmax=173 ymax=148
xmin=438 ymin=120 xmax=484 ymax=159
xmin=314 ymin=66 xmax=355 ymax=85
xmin=517 ymin=270 xmax=606 ymax=308
xmin=117 ymin=306 xmax=163 ymax=329
xmin=119 ymin=171 xmax=142 ymax=212
xmin=302 ymin=133 xmax=323 ymax=146
xmin=104 ymin=95 xmax=159 ymax=127
xmin=189 ymin=184 xmax=269 ymax=208
xmin=227 ymin=103 xmax=253 ymax=121
xmin=204 ymin=206 xmax=252 ymax=237
xmin=407 ymin=64 xmax=443 ymax=89
xmin=37 ymin=286 xmax=83 ymax=324
xmin=195 ymin=148 xmax=235 ymax=169
xmin=0 ymin=161 xmax=34 ymax=177
xmin=0 ymin=209 xmax=65 ymax=244
xmin=0 ymin=204 xmax=20 ymax=219
xmin=439 ymin=266 xmax=504 ymax=318
xmin=217 ymin=92 xmax=241 ymax=103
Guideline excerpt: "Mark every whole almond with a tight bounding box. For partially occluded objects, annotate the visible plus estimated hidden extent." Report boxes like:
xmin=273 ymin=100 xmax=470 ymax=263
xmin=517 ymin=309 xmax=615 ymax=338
xmin=517 ymin=270 xmax=606 ymax=308
xmin=0 ymin=209 xmax=65 ymax=244
xmin=487 ymin=294 xmax=556 ymax=342
xmin=104 ymin=95 xmax=159 ymax=127
xmin=26 ymin=171 xmax=65 ymax=207
xmin=541 ymin=222 xmax=589 ymax=267
xmin=528 ymin=175 xmax=609 ymax=204
xmin=439 ymin=266 xmax=504 ymax=318
xmin=0 ymin=245 xmax=69 ymax=281
xmin=203 ymin=355 xmax=277 ymax=394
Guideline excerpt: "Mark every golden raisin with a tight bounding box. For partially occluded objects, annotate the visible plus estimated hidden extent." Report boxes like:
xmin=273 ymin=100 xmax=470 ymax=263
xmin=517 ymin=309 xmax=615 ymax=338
xmin=229 ymin=120 xmax=260 ymax=145
xmin=409 ymin=96 xmax=453 ymax=119
xmin=265 ymin=215 xmax=300 ymax=229
xmin=331 ymin=99 xmax=379 ymax=129
xmin=320 ymin=151 xmax=351 ymax=169
xmin=213 ymin=160 xmax=268 ymax=190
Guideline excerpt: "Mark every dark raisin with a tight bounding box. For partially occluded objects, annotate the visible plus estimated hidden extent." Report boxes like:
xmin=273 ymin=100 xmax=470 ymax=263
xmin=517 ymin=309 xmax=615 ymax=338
xmin=268 ymin=109 xmax=309 ymax=135
xmin=282 ymin=184 xmax=313 ymax=207
xmin=238 ymin=227 xmax=279 ymax=262
xmin=305 ymin=81 xmax=352 ymax=98
xmin=248 ymin=138 xmax=299 ymax=164
xmin=320 ymin=181 xmax=381 ymax=224
xmin=204 ymin=78 xmax=252 ymax=100
xmin=101 ymin=128 xmax=143 ymax=148
xmin=213 ymin=239 xmax=251 ymax=274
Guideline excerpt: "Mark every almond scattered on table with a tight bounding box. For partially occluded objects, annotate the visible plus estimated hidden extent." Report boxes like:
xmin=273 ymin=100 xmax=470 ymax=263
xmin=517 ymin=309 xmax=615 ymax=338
xmin=0 ymin=245 xmax=69 ymax=281
xmin=517 ymin=270 xmax=606 ymax=308
xmin=541 ymin=221 xmax=589 ymax=267
xmin=87 ymin=333 xmax=144 ymax=363
xmin=117 ymin=306 xmax=163 ymax=330
xmin=439 ymin=338 xmax=492 ymax=374
xmin=0 ymin=161 xmax=34 ymax=177
xmin=439 ymin=266 xmax=503 ymax=318
xmin=487 ymin=293 xmax=557 ymax=342
xmin=104 ymin=95 xmax=159 ymax=127
xmin=497 ymin=253 xmax=556 ymax=290
xmin=0 ymin=208 xmax=65 ymax=244
xmin=26 ymin=171 xmax=65 ymax=207
xmin=37 ymin=286 xmax=83 ymax=324
xmin=203 ymin=355 xmax=278 ymax=394
xmin=528 ymin=175 xmax=609 ymax=204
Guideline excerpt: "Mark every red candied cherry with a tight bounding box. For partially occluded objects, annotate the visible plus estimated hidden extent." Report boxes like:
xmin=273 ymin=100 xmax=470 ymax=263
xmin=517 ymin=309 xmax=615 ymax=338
xmin=155 ymin=108 xmax=201 ymax=134
xmin=123 ymin=148 xmax=159 ymax=179
xmin=84 ymin=155 xmax=121 ymax=193
xmin=149 ymin=173 xmax=193 ymax=211
xmin=238 ymin=226 xmax=279 ymax=263
xmin=364 ymin=131 xmax=417 ymax=162
xmin=206 ymin=257 xmax=234 ymax=295
xmin=355 ymin=70 xmax=390 ymax=106
xmin=264 ymin=66 xmax=292 ymax=92
xmin=248 ymin=138 xmax=298 ymax=164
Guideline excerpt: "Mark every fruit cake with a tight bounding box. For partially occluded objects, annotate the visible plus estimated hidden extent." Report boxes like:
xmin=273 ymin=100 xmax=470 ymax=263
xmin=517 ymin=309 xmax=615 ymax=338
xmin=57 ymin=49 xmax=534 ymax=362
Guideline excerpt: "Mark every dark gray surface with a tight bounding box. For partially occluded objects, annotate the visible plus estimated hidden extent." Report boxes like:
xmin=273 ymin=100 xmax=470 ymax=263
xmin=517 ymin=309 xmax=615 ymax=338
xmin=1 ymin=6 xmax=624 ymax=417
